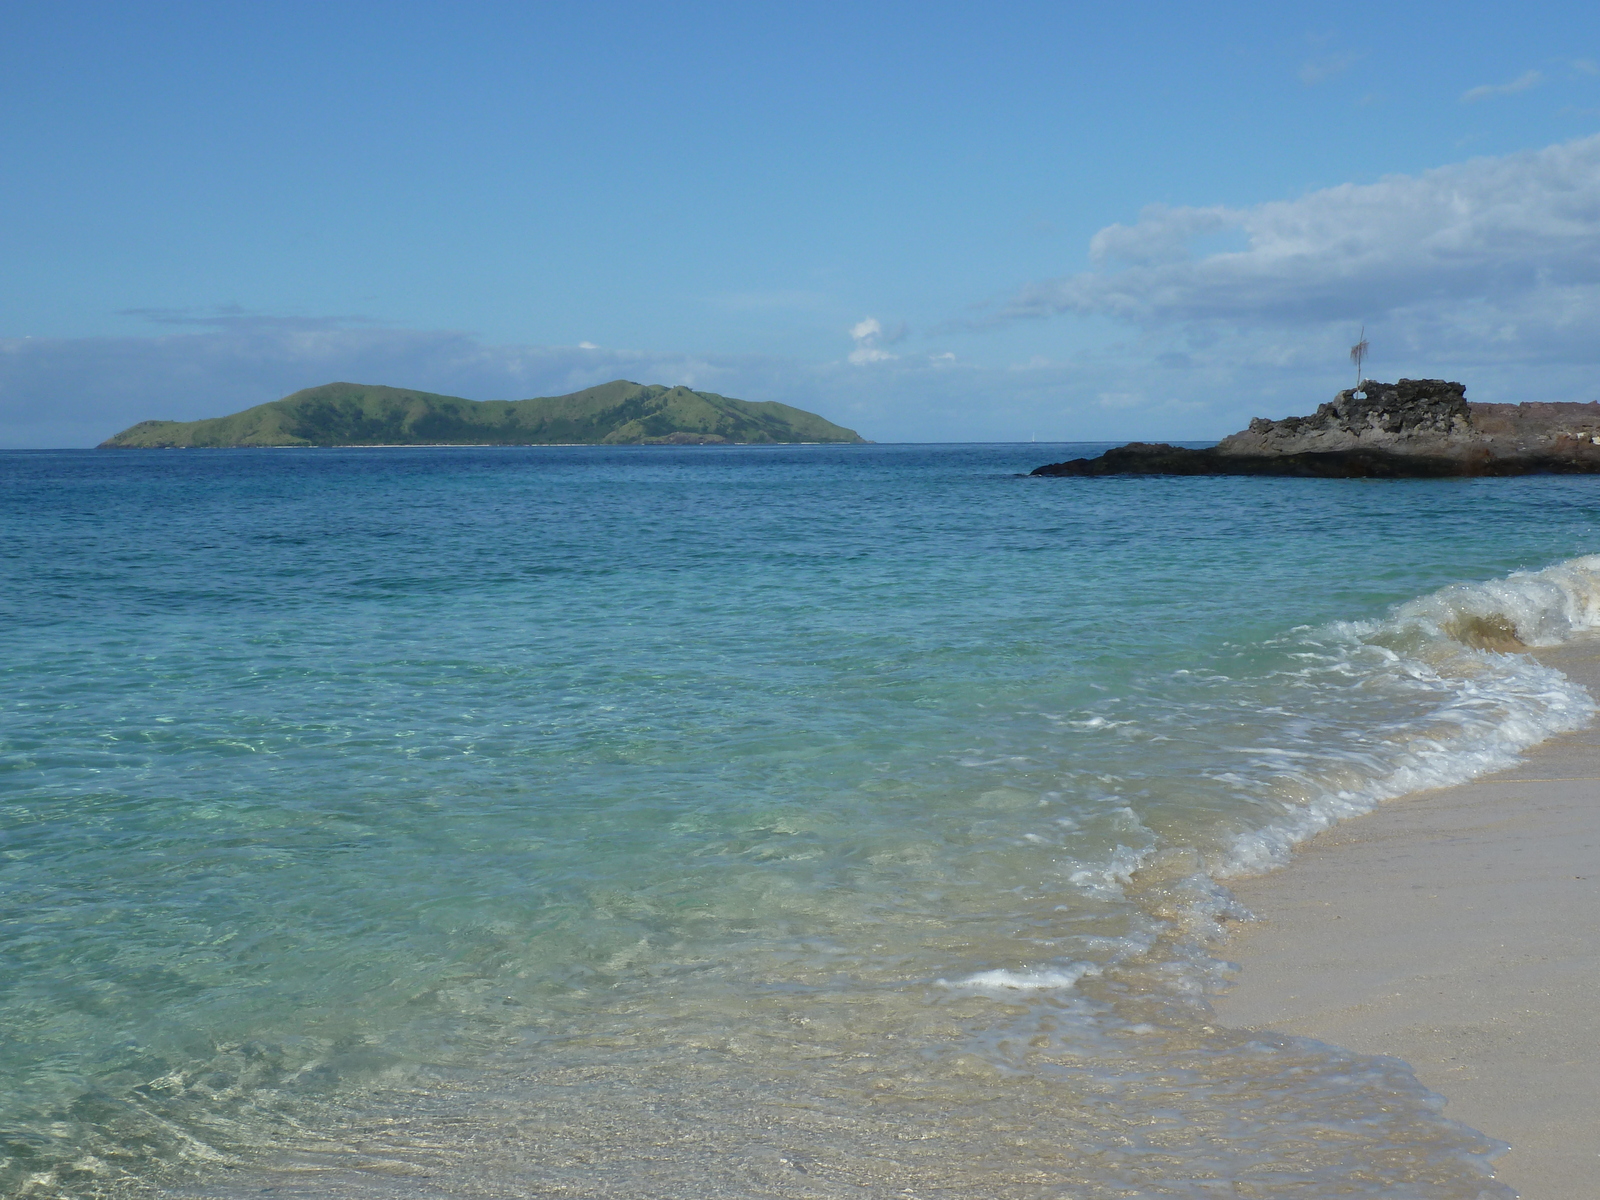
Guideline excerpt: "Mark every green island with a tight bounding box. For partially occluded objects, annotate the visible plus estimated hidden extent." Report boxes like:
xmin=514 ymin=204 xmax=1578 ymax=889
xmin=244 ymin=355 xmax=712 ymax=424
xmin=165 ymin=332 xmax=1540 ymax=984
xmin=99 ymin=380 xmax=867 ymax=448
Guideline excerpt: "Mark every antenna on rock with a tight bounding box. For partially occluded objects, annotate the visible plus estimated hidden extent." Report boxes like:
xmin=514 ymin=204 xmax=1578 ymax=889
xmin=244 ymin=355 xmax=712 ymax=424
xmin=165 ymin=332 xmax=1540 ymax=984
xmin=1350 ymin=326 xmax=1369 ymax=392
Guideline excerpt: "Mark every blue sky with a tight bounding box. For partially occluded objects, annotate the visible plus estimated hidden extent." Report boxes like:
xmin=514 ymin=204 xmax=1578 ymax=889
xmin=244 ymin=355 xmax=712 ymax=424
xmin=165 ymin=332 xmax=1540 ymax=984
xmin=5 ymin=1 xmax=1600 ymax=446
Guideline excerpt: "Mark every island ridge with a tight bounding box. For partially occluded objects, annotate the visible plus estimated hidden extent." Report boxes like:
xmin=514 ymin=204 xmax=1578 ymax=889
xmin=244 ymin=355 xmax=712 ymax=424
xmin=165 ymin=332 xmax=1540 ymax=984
xmin=99 ymin=380 xmax=868 ymax=448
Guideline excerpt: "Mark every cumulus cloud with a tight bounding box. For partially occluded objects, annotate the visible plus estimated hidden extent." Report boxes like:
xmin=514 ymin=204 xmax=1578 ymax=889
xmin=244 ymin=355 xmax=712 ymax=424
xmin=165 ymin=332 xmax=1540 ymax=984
xmin=847 ymin=316 xmax=907 ymax=364
xmin=999 ymin=133 xmax=1600 ymax=367
xmin=1461 ymin=70 xmax=1544 ymax=102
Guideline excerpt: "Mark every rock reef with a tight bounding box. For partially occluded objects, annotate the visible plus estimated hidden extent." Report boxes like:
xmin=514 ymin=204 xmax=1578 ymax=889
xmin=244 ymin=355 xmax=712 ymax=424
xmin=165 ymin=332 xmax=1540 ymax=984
xmin=1033 ymin=380 xmax=1600 ymax=478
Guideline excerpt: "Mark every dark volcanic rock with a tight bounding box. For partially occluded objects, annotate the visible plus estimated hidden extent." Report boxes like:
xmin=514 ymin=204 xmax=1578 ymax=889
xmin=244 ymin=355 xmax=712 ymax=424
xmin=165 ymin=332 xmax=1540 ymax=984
xmin=1032 ymin=380 xmax=1600 ymax=478
xmin=1220 ymin=379 xmax=1470 ymax=454
xmin=1031 ymin=443 xmax=1483 ymax=478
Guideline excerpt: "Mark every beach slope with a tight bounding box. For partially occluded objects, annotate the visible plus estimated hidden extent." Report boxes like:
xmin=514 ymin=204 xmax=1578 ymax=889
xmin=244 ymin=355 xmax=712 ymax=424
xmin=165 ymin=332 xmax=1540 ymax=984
xmin=1213 ymin=641 xmax=1600 ymax=1199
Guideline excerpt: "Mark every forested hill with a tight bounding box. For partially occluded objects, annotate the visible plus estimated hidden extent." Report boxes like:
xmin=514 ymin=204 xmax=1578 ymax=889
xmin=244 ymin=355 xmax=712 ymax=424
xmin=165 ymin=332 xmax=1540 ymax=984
xmin=99 ymin=381 xmax=868 ymax=447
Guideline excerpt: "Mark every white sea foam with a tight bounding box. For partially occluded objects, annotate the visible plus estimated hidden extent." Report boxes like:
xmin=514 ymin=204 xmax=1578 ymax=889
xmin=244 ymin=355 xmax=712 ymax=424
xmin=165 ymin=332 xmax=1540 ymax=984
xmin=1067 ymin=841 xmax=1150 ymax=898
xmin=1221 ymin=555 xmax=1600 ymax=878
xmin=963 ymin=556 xmax=1600 ymax=1006
xmin=1386 ymin=553 xmax=1600 ymax=648
xmin=941 ymin=963 xmax=1104 ymax=991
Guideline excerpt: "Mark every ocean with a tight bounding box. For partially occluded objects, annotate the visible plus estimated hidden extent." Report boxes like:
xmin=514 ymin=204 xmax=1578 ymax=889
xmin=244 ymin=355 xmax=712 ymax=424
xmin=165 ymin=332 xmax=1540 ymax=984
xmin=5 ymin=444 xmax=1599 ymax=1199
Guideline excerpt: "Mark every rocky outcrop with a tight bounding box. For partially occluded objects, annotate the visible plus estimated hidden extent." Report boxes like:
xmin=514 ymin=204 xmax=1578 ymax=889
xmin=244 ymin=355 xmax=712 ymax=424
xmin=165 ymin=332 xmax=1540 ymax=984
xmin=1217 ymin=379 xmax=1472 ymax=455
xmin=1032 ymin=380 xmax=1600 ymax=477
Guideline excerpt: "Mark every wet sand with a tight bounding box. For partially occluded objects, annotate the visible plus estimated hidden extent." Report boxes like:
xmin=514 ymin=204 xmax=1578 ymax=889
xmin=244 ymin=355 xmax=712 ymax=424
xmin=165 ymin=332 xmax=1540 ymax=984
xmin=1213 ymin=642 xmax=1600 ymax=1198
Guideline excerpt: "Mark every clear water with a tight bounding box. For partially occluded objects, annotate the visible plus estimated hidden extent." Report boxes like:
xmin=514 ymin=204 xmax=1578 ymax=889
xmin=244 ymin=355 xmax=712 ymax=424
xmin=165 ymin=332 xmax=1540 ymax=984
xmin=5 ymin=445 xmax=1600 ymax=1199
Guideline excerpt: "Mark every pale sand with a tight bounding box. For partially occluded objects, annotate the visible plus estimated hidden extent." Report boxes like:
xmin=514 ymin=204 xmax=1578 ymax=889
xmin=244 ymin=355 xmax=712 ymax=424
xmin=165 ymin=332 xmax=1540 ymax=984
xmin=1212 ymin=641 xmax=1600 ymax=1198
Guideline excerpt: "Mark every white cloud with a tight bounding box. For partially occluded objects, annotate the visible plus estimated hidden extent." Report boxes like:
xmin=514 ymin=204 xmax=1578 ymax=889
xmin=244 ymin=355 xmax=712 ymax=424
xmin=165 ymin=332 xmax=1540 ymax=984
xmin=847 ymin=315 xmax=906 ymax=364
xmin=1461 ymin=70 xmax=1543 ymax=102
xmin=1086 ymin=204 xmax=1235 ymax=268
xmin=959 ymin=134 xmax=1600 ymax=429
xmin=1000 ymin=133 xmax=1600 ymax=365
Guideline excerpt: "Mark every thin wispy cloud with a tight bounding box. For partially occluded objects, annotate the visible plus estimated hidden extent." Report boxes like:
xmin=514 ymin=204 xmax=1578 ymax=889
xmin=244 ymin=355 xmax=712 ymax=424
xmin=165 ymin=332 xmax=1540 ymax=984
xmin=1460 ymin=70 xmax=1543 ymax=102
xmin=10 ymin=301 xmax=1600 ymax=450
xmin=117 ymin=306 xmax=384 ymax=330
xmin=711 ymin=289 xmax=831 ymax=312
xmin=1298 ymin=53 xmax=1355 ymax=86
xmin=4 ymin=306 xmax=1286 ymax=448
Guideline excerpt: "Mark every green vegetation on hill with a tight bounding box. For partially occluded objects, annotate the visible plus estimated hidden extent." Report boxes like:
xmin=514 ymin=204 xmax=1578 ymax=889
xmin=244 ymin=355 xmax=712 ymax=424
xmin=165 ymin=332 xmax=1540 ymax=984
xmin=99 ymin=381 xmax=868 ymax=448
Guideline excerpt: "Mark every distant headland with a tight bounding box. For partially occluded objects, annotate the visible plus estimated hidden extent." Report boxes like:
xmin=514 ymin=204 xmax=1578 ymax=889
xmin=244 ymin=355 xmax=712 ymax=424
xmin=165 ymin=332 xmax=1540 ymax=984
xmin=1032 ymin=380 xmax=1600 ymax=477
xmin=99 ymin=381 xmax=868 ymax=448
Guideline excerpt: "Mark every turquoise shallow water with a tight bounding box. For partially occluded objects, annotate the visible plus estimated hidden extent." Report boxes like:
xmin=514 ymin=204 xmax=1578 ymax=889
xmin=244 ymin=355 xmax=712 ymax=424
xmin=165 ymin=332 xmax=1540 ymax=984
xmin=6 ymin=445 xmax=1600 ymax=1198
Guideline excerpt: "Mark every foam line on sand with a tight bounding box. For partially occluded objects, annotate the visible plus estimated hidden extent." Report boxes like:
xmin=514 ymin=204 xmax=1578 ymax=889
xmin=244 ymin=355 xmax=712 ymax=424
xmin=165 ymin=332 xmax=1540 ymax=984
xmin=1212 ymin=640 xmax=1600 ymax=1200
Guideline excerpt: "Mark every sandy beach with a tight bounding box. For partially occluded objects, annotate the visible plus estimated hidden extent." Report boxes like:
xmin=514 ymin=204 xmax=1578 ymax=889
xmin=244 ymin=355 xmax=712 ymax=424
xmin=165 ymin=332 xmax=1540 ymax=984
xmin=1213 ymin=641 xmax=1600 ymax=1198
